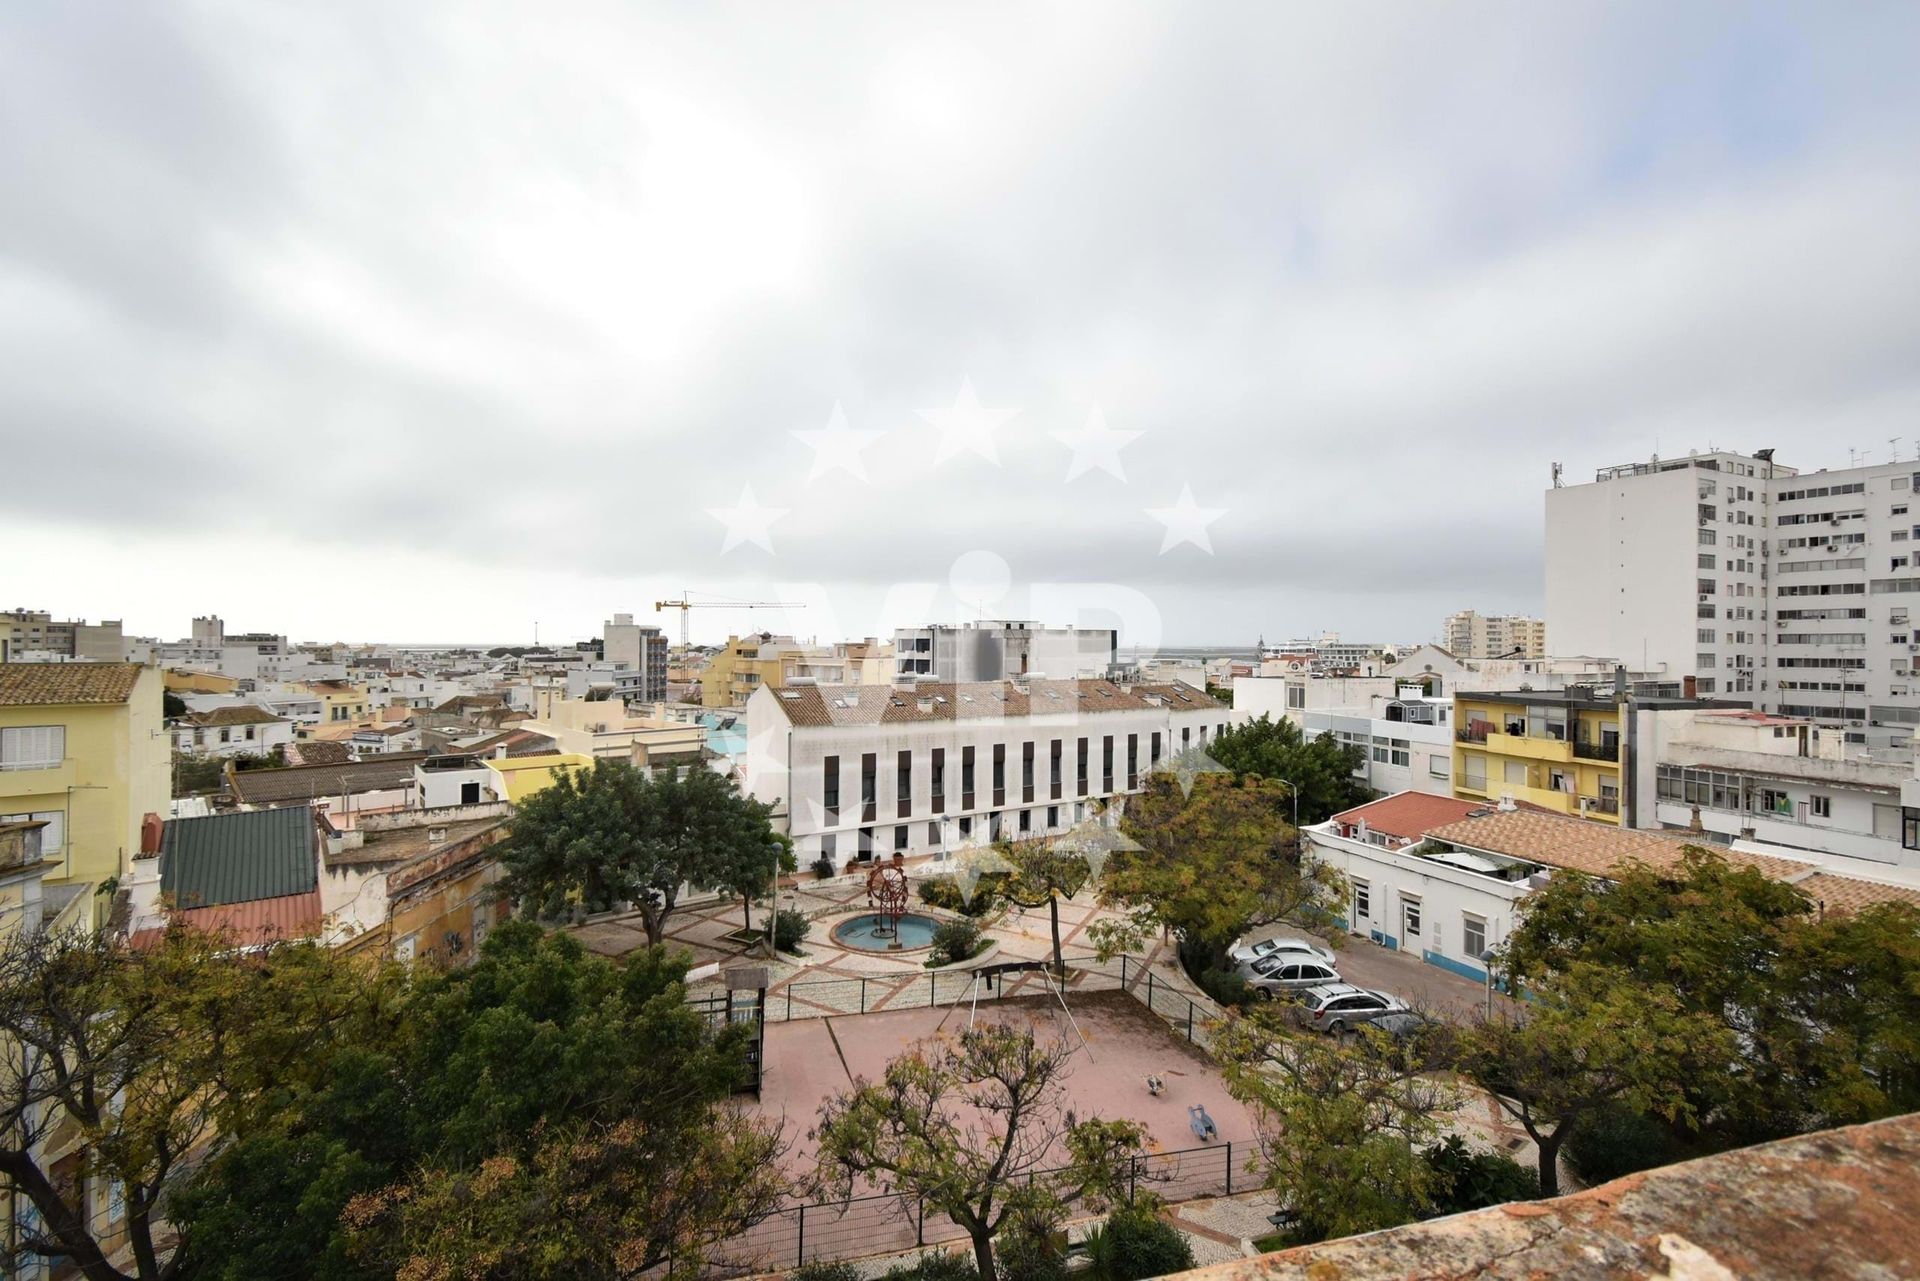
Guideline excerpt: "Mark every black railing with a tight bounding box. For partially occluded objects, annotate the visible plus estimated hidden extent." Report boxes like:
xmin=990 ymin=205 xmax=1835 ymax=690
xmin=1571 ymin=740 xmax=1618 ymax=761
xmin=714 ymin=1139 xmax=1259 ymax=1275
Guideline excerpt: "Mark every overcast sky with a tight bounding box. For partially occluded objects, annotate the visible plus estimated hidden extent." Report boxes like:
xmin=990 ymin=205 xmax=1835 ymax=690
xmin=5 ymin=3 xmax=1918 ymax=650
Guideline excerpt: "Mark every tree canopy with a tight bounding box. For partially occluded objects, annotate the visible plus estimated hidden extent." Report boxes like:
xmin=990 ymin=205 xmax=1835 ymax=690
xmin=1090 ymin=772 xmax=1343 ymax=967
xmin=1496 ymin=848 xmax=1920 ymax=1146
xmin=174 ymin=921 xmax=787 ymax=1280
xmin=1217 ymin=1009 xmax=1456 ymax=1241
xmin=1206 ymin=715 xmax=1372 ymax=824
xmin=811 ymin=1025 xmax=1142 ymax=1281
xmin=495 ymin=758 xmax=782 ymax=945
xmin=0 ymin=925 xmax=387 ymax=1281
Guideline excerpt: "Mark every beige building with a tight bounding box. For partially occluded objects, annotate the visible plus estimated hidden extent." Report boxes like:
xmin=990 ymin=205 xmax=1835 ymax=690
xmin=1 ymin=609 xmax=125 ymax=661
xmin=701 ymin=634 xmax=893 ymax=708
xmin=520 ymin=696 xmax=708 ymax=767
xmin=1442 ymin=610 xmax=1546 ymax=659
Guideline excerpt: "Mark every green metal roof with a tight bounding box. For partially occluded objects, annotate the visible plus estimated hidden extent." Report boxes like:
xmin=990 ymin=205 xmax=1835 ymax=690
xmin=160 ymin=804 xmax=318 ymax=910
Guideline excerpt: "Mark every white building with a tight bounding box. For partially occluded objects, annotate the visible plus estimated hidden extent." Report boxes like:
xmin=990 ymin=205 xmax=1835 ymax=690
xmin=745 ymin=677 xmax=1226 ymax=868
xmin=1645 ymin=708 xmax=1913 ymax=867
xmin=893 ymin=621 xmax=1116 ymax=683
xmin=170 ymin=705 xmax=296 ymax=758
xmin=603 ymin=613 xmax=669 ymax=703
xmin=1442 ymin=611 xmax=1546 ymax=660
xmin=1307 ymin=793 xmax=1920 ymax=986
xmin=1547 ymin=448 xmax=1920 ymax=736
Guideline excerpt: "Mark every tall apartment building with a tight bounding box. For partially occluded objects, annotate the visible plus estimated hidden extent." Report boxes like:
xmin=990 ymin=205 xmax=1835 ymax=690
xmin=1442 ymin=611 xmax=1546 ymax=659
xmin=745 ymin=677 xmax=1225 ymax=867
xmin=1 ymin=609 xmax=125 ymax=662
xmin=1547 ymin=449 xmax=1920 ymax=738
xmin=893 ymin=621 xmax=1117 ymax=683
xmin=602 ymin=613 xmax=669 ymax=702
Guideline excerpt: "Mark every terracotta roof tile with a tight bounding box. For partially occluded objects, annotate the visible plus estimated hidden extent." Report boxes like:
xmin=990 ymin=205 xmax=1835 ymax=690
xmin=129 ymin=889 xmax=323 ymax=950
xmin=181 ymin=705 xmax=285 ymax=727
xmin=0 ymin=662 xmax=143 ymax=706
xmin=1424 ymin=809 xmax=1915 ymax=915
xmin=1329 ymin=792 xmax=1545 ymax=842
xmin=766 ymin=678 xmax=1222 ymax=728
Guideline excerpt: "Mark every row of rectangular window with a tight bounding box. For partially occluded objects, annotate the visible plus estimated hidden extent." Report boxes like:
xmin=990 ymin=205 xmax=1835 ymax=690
xmin=817 ymin=727 xmax=1213 ymax=825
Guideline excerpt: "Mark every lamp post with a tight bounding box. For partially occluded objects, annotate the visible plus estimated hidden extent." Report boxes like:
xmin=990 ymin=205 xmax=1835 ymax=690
xmin=1480 ymin=948 xmax=1497 ymax=1019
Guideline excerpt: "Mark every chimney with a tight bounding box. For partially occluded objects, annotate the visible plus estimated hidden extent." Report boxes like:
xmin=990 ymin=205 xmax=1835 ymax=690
xmin=139 ymin=813 xmax=164 ymax=857
xmin=917 ymin=696 xmax=934 ymax=713
xmin=1497 ymin=795 xmax=1517 ymax=813
xmin=1613 ymin=665 xmax=1627 ymax=695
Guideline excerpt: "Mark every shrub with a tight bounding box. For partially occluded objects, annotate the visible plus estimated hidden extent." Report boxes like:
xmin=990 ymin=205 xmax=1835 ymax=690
xmin=1564 ymin=1101 xmax=1689 ymax=1185
xmin=917 ymin=874 xmax=1006 ymax=917
xmin=792 ymin=1263 xmax=861 ymax=1281
xmin=996 ymin=1208 xmax=1069 ymax=1281
xmin=1081 ymin=1208 xmax=1194 ymax=1281
xmin=773 ymin=909 xmax=810 ymax=954
xmin=927 ymin=918 xmax=983 ymax=967
xmin=1422 ymin=1136 xmax=1538 ymax=1215
xmin=812 ymin=856 xmax=837 ymax=880
xmin=880 ymin=1251 xmax=979 ymax=1281
xmin=1195 ymin=968 xmax=1250 ymax=1009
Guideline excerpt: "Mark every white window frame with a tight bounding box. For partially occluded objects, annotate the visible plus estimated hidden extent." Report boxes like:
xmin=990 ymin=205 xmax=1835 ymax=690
xmin=0 ymin=726 xmax=65 ymax=771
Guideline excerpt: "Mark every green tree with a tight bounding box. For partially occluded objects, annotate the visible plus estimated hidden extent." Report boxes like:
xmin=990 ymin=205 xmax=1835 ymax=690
xmin=714 ymin=830 xmax=795 ymax=934
xmin=162 ymin=692 xmax=187 ymax=718
xmin=811 ymin=1025 xmax=1143 ymax=1281
xmin=1090 ymin=773 xmax=1343 ymax=972
xmin=995 ymin=837 xmax=1093 ymax=976
xmin=1499 ymin=848 xmax=1920 ymax=1142
xmin=495 ymin=759 xmax=781 ymax=946
xmin=1207 ymin=715 xmax=1372 ymax=824
xmin=175 ymin=921 xmax=788 ymax=1279
xmin=1457 ymin=965 xmax=1733 ymax=1197
xmin=1216 ymin=1010 xmax=1455 ymax=1242
xmin=0 ymin=925 xmax=386 ymax=1281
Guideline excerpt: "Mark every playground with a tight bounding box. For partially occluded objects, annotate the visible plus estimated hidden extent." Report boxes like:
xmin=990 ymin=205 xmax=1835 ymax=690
xmin=754 ymin=987 xmax=1257 ymax=1174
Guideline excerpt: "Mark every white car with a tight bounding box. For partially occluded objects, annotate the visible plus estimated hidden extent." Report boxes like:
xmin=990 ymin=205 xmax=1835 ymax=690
xmin=1229 ymin=935 xmax=1335 ymax=968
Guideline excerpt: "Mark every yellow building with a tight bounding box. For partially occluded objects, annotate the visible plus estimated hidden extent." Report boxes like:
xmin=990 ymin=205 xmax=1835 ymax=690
xmin=163 ymin=667 xmax=241 ymax=695
xmin=300 ymin=679 xmax=372 ymax=724
xmin=1452 ymin=690 xmax=1625 ymax=823
xmin=699 ymin=634 xmax=892 ymax=708
xmin=0 ymin=663 xmax=170 ymax=919
xmin=482 ymin=753 xmax=595 ymax=803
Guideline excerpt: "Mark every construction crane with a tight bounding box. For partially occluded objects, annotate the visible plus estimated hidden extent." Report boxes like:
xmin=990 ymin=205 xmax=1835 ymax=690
xmin=654 ymin=594 xmax=805 ymax=648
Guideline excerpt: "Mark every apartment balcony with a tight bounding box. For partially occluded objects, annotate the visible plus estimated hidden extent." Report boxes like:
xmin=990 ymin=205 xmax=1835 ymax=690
xmin=1483 ymin=731 xmax=1573 ymax=764
xmin=1571 ymin=739 xmax=1619 ymax=762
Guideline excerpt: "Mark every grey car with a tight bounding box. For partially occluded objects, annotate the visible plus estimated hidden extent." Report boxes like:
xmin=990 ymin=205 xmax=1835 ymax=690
xmin=1241 ymin=957 xmax=1343 ymax=1000
xmin=1298 ymin=983 xmax=1410 ymax=1034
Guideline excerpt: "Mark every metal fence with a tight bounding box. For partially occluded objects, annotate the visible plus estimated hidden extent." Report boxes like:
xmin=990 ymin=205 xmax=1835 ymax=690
xmin=690 ymin=953 xmax=1222 ymax=1047
xmin=712 ymin=1140 xmax=1262 ymax=1276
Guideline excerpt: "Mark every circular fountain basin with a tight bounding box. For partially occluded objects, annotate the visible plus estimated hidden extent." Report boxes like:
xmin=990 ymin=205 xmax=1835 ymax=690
xmin=832 ymin=912 xmax=940 ymax=952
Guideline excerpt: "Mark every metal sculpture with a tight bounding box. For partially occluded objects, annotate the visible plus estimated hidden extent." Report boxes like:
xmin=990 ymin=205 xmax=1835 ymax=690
xmin=865 ymin=862 xmax=911 ymax=943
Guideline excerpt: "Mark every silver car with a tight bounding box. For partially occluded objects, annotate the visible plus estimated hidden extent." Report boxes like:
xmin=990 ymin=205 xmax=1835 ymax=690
xmin=1241 ymin=956 xmax=1343 ymax=1000
xmin=1298 ymin=983 xmax=1410 ymax=1034
xmin=1229 ymin=935 xmax=1335 ymax=968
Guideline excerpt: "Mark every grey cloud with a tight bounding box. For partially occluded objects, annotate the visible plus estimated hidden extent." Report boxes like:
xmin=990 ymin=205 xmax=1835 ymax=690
xmin=4 ymin=2 xmax=1918 ymax=643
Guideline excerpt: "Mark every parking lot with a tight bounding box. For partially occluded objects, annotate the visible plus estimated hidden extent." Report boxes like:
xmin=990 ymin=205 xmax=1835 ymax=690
xmin=1239 ymin=927 xmax=1509 ymax=1023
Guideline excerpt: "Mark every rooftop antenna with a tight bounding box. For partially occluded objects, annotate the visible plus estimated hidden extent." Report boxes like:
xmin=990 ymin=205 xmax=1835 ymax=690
xmin=1551 ymin=461 xmax=1564 ymax=488
xmin=1892 ymin=437 xmax=1903 ymax=464
xmin=1850 ymin=448 xmax=1861 ymax=468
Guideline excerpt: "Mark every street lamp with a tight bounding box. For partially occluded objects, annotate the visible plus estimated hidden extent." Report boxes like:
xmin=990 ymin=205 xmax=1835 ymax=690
xmin=1480 ymin=948 xmax=1498 ymax=1018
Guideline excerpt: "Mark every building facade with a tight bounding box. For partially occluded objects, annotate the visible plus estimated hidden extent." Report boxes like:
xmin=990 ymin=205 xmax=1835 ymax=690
xmin=1548 ymin=448 xmax=1920 ymax=736
xmin=1442 ymin=611 xmax=1546 ymax=659
xmin=0 ymin=663 xmax=169 ymax=921
xmin=602 ymin=613 xmax=669 ymax=703
xmin=0 ymin=610 xmax=125 ymax=662
xmin=892 ymin=622 xmax=1117 ymax=683
xmin=745 ymin=678 xmax=1225 ymax=867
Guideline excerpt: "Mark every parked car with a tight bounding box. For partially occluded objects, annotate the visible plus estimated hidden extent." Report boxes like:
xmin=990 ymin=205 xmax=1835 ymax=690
xmin=1298 ymin=984 xmax=1410 ymax=1034
xmin=1229 ymin=935 xmax=1335 ymax=968
xmin=1368 ymin=1010 xmax=1442 ymax=1042
xmin=1241 ymin=957 xmax=1343 ymax=999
